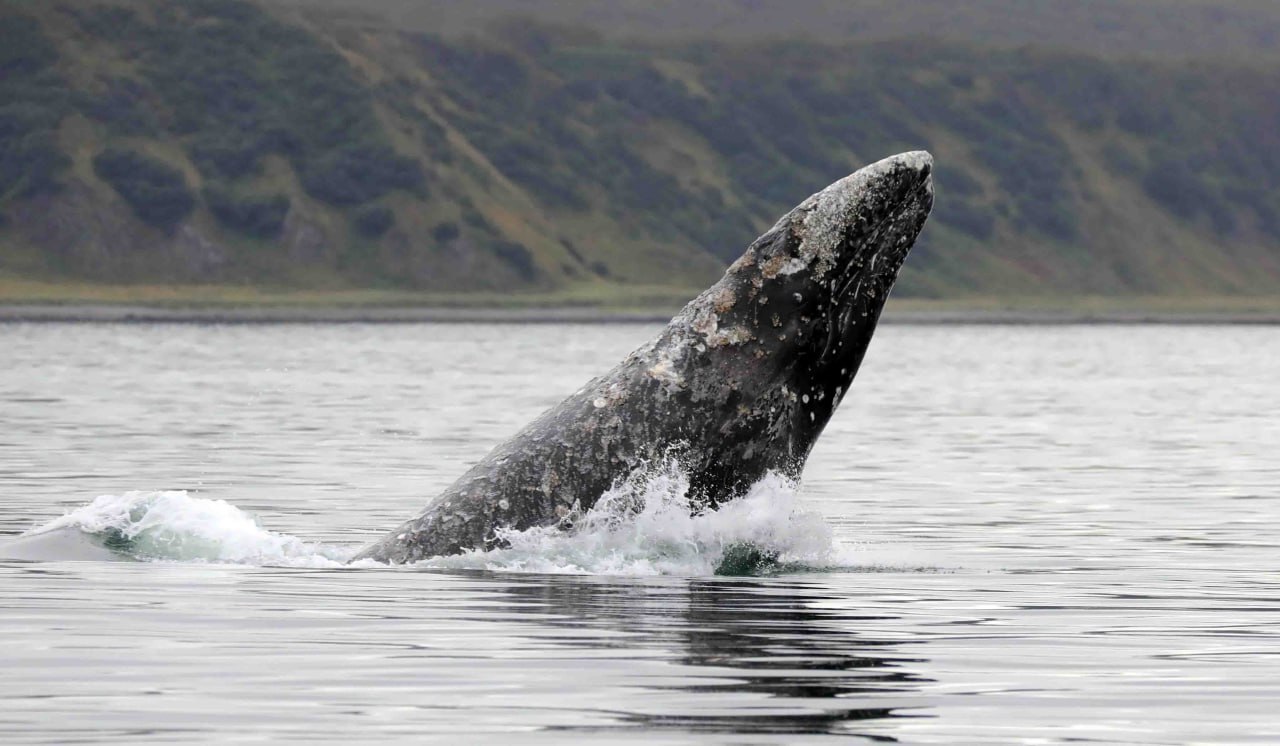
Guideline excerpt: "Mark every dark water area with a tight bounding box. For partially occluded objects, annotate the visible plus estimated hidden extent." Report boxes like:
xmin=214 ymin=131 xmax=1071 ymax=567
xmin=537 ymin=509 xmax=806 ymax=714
xmin=1 ymin=323 xmax=1277 ymax=743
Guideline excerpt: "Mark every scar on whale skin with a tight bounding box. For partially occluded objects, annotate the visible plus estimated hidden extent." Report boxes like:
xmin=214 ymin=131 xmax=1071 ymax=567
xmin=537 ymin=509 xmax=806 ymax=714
xmin=355 ymin=151 xmax=934 ymax=565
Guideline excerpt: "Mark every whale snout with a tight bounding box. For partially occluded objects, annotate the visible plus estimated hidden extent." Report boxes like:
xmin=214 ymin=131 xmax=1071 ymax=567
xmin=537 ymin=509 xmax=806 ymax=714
xmin=818 ymin=149 xmax=933 ymax=236
xmin=872 ymin=150 xmax=933 ymax=192
xmin=890 ymin=150 xmax=934 ymax=215
xmin=794 ymin=150 xmax=933 ymax=292
xmin=894 ymin=150 xmax=934 ymax=179
xmin=816 ymin=150 xmax=932 ymax=206
xmin=862 ymin=150 xmax=933 ymax=263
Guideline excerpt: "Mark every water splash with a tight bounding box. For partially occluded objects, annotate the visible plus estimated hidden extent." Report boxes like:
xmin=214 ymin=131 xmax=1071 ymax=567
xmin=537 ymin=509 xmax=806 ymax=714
xmin=22 ymin=491 xmax=352 ymax=567
xmin=19 ymin=465 xmax=845 ymax=575
xmin=424 ymin=461 xmax=838 ymax=575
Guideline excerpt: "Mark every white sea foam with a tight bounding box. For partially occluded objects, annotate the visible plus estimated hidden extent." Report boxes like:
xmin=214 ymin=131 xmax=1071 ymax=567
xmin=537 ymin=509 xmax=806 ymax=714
xmin=423 ymin=461 xmax=838 ymax=575
xmin=23 ymin=466 xmax=852 ymax=575
xmin=24 ymin=491 xmax=353 ymax=567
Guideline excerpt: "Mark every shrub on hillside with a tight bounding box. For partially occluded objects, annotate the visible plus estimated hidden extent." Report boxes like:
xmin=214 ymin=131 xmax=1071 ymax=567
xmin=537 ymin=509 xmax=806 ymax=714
xmin=298 ymin=143 xmax=425 ymax=206
xmin=84 ymin=78 xmax=160 ymax=136
xmin=481 ymin=133 xmax=585 ymax=209
xmin=92 ymin=148 xmax=195 ymax=230
xmin=69 ymin=6 xmax=144 ymax=40
xmin=352 ymin=205 xmax=395 ymax=238
xmin=432 ymin=221 xmax=460 ymax=243
xmin=1141 ymin=156 xmax=1234 ymax=232
xmin=0 ymin=17 xmax=71 ymax=199
xmin=203 ymin=185 xmax=289 ymax=238
xmin=0 ymin=16 xmax=58 ymax=76
xmin=0 ymin=130 xmax=68 ymax=199
xmin=1142 ymin=158 xmax=1208 ymax=216
xmin=188 ymin=133 xmax=267 ymax=180
xmin=491 ymin=240 xmax=538 ymax=280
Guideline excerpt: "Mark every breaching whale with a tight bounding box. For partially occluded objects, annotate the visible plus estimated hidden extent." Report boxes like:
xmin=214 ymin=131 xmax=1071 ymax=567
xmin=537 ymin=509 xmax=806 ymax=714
xmin=355 ymin=151 xmax=934 ymax=564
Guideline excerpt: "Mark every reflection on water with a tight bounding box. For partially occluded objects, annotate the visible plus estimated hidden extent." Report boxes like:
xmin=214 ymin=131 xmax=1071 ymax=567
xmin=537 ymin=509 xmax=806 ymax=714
xmin=496 ymin=577 xmax=930 ymax=737
xmin=2 ymin=322 xmax=1279 ymax=744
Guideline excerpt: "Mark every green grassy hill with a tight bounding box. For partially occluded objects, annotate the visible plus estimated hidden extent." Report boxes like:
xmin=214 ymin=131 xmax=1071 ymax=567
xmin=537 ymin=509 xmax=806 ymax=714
xmin=1 ymin=0 xmax=1278 ymax=306
xmin=285 ymin=0 xmax=1280 ymax=61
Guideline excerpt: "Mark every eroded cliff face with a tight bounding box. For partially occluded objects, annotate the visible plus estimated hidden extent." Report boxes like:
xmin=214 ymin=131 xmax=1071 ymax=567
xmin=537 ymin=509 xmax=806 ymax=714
xmin=355 ymin=152 xmax=933 ymax=564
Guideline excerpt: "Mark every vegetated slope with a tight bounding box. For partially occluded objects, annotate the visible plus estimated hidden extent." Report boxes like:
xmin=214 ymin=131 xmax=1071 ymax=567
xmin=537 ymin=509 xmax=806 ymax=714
xmin=283 ymin=0 xmax=1280 ymax=62
xmin=1 ymin=0 xmax=1278 ymax=301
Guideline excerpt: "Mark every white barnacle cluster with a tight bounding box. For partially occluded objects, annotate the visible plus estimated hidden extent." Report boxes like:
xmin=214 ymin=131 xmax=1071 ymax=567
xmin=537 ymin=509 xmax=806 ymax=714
xmin=646 ymin=357 xmax=680 ymax=384
xmin=707 ymin=324 xmax=754 ymax=347
xmin=645 ymin=335 xmax=690 ymax=387
xmin=670 ymin=284 xmax=754 ymax=349
xmin=592 ymin=380 xmax=630 ymax=409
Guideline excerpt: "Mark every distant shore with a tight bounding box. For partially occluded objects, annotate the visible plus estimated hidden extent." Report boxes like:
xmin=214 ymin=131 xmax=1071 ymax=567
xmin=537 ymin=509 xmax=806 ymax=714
xmin=2 ymin=303 xmax=1278 ymax=325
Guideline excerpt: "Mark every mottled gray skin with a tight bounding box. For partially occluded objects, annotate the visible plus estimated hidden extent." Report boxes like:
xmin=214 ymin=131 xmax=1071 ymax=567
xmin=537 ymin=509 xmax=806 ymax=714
xmin=356 ymin=151 xmax=934 ymax=564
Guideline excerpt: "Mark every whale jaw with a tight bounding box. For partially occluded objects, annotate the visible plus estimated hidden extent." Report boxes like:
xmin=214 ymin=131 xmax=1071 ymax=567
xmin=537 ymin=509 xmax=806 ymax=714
xmin=354 ymin=152 xmax=934 ymax=564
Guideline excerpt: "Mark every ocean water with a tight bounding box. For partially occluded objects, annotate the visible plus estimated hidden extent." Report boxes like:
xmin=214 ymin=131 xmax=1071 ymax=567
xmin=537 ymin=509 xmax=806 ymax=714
xmin=1 ymin=322 xmax=1277 ymax=744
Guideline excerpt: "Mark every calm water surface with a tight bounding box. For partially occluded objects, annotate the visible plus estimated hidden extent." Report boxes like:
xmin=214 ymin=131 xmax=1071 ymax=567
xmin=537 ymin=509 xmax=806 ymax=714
xmin=1 ymin=322 xmax=1277 ymax=744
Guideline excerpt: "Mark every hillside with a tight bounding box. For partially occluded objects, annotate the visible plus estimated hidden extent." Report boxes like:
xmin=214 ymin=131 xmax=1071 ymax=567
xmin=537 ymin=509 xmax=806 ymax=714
xmin=1 ymin=0 xmax=1278 ymax=304
xmin=284 ymin=0 xmax=1280 ymax=61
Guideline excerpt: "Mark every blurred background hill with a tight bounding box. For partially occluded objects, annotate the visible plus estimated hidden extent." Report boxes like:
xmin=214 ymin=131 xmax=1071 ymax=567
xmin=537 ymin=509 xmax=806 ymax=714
xmin=289 ymin=0 xmax=1280 ymax=60
xmin=1 ymin=0 xmax=1278 ymax=308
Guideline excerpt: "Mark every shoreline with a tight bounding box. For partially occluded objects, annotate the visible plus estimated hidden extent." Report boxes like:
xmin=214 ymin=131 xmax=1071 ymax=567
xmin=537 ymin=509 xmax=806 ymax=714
xmin=2 ymin=303 xmax=1278 ymax=325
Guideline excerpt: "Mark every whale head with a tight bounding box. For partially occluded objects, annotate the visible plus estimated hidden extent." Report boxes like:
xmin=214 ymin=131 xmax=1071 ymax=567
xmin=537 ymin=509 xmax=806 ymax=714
xmin=666 ymin=151 xmax=934 ymax=489
xmin=748 ymin=149 xmax=933 ymax=383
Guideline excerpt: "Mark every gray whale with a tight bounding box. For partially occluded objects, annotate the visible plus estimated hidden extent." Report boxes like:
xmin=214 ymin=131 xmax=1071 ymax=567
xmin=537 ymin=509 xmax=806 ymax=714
xmin=356 ymin=151 xmax=934 ymax=564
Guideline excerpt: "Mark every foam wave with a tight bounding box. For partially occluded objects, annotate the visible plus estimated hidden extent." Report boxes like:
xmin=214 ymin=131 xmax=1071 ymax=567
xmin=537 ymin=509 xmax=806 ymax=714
xmin=24 ymin=491 xmax=352 ymax=567
xmin=422 ymin=461 xmax=838 ymax=575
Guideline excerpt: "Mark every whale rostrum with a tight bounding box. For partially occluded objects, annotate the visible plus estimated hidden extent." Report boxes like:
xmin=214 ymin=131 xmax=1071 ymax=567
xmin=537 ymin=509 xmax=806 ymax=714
xmin=355 ymin=151 xmax=934 ymax=564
